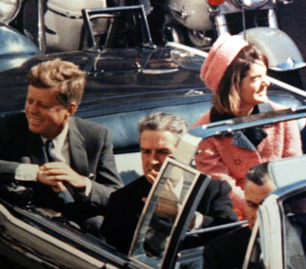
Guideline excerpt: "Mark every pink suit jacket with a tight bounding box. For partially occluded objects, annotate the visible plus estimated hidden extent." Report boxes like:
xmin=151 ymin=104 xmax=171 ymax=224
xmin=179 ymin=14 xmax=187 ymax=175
xmin=192 ymin=101 xmax=303 ymax=219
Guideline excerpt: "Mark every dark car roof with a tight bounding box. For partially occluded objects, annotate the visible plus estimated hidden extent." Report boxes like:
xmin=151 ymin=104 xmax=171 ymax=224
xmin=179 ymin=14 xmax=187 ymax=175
xmin=0 ymin=45 xmax=303 ymax=155
xmin=0 ymin=47 xmax=208 ymax=116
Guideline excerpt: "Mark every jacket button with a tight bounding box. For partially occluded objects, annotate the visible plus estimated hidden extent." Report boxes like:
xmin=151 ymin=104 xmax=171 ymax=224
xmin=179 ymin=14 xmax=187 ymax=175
xmin=234 ymin=159 xmax=241 ymax=165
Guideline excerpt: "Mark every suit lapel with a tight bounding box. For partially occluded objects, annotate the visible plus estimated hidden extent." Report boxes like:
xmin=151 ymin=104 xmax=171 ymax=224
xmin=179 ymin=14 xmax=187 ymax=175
xmin=68 ymin=118 xmax=89 ymax=176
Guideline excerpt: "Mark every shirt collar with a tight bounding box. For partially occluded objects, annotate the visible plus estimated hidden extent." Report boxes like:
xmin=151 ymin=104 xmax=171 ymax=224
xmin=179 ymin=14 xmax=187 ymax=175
xmin=41 ymin=122 xmax=69 ymax=149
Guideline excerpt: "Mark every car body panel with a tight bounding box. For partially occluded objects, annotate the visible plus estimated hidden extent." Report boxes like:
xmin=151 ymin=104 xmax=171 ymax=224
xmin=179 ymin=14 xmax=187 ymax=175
xmin=0 ymin=23 xmax=39 ymax=73
xmin=245 ymin=156 xmax=306 ymax=269
xmin=0 ymin=47 xmax=205 ymax=114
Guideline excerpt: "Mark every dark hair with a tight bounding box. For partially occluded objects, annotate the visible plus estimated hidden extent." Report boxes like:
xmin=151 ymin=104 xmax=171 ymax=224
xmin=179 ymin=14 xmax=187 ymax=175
xmin=138 ymin=112 xmax=188 ymax=140
xmin=213 ymin=45 xmax=268 ymax=115
xmin=27 ymin=58 xmax=86 ymax=107
xmin=245 ymin=162 xmax=272 ymax=187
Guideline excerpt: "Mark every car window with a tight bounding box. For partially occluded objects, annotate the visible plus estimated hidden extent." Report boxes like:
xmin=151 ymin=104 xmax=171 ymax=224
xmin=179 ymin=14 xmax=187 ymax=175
xmin=283 ymin=190 xmax=306 ymax=268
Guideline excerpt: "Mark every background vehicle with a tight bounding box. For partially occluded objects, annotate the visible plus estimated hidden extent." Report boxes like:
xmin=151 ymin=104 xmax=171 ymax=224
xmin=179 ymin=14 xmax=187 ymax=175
xmin=0 ymin=0 xmax=108 ymax=52
xmin=165 ymin=0 xmax=305 ymax=88
xmin=1 ymin=0 xmax=305 ymax=88
xmin=0 ymin=22 xmax=39 ymax=73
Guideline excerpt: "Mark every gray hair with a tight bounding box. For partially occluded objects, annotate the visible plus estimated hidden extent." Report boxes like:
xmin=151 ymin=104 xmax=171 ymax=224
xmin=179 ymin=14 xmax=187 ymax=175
xmin=138 ymin=112 xmax=188 ymax=139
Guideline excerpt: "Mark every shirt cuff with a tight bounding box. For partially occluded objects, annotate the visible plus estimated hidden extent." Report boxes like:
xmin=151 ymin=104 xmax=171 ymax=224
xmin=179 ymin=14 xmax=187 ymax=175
xmin=84 ymin=177 xmax=93 ymax=197
xmin=15 ymin=164 xmax=39 ymax=181
xmin=190 ymin=211 xmax=204 ymax=230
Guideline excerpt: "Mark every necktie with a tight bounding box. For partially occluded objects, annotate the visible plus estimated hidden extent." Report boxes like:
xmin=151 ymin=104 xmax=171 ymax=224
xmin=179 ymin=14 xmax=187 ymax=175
xmin=45 ymin=140 xmax=56 ymax=162
xmin=45 ymin=140 xmax=75 ymax=204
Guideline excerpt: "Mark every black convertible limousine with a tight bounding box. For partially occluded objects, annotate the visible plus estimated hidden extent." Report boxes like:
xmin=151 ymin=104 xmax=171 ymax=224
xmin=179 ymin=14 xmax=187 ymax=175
xmin=1 ymin=5 xmax=306 ymax=269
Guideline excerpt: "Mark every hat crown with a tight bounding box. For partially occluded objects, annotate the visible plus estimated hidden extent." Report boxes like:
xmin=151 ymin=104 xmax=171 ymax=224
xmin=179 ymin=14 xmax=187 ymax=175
xmin=201 ymin=34 xmax=249 ymax=93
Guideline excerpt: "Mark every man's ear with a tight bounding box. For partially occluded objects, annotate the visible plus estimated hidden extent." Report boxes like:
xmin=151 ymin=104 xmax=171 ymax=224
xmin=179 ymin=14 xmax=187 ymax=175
xmin=67 ymin=102 xmax=78 ymax=116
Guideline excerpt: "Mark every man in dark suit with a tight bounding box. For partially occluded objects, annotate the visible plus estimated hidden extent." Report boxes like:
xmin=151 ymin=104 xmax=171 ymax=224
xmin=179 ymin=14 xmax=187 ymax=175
xmin=0 ymin=58 xmax=123 ymax=228
xmin=100 ymin=112 xmax=238 ymax=253
xmin=203 ymin=162 xmax=275 ymax=269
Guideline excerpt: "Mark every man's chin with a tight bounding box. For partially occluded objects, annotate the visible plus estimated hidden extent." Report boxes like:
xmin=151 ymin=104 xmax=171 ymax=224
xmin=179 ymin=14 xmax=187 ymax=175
xmin=28 ymin=124 xmax=43 ymax=135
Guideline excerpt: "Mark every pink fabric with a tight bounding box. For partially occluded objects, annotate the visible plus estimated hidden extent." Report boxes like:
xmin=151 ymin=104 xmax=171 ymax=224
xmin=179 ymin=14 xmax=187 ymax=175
xmin=201 ymin=33 xmax=249 ymax=93
xmin=192 ymin=102 xmax=303 ymax=219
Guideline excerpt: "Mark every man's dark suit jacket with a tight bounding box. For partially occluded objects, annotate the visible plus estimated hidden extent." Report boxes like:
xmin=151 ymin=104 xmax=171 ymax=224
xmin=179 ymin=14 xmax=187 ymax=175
xmin=100 ymin=175 xmax=238 ymax=253
xmin=0 ymin=113 xmax=123 ymax=224
xmin=203 ymin=226 xmax=251 ymax=269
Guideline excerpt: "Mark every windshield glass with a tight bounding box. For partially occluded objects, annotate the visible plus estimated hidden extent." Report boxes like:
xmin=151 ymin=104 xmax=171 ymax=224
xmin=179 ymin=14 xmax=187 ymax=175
xmin=82 ymin=6 xmax=152 ymax=49
xmin=129 ymin=158 xmax=201 ymax=268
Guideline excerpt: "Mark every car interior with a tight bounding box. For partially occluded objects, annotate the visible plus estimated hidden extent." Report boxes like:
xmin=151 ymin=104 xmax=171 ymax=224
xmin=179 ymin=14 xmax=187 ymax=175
xmin=0 ymin=2 xmax=305 ymax=268
xmin=0 ymin=79 xmax=305 ymax=268
xmin=87 ymin=84 xmax=304 ymax=185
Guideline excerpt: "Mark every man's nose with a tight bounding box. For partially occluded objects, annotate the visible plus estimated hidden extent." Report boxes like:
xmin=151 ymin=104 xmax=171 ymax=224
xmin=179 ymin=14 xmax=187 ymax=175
xmin=149 ymin=153 xmax=160 ymax=165
xmin=262 ymin=75 xmax=270 ymax=87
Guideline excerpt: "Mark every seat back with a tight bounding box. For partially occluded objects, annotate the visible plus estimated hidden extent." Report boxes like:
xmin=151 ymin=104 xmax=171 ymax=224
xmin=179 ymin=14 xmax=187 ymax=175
xmin=87 ymin=89 xmax=304 ymax=184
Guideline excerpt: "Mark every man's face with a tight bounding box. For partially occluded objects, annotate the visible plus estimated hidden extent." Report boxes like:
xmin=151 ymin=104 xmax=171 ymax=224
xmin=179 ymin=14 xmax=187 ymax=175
xmin=244 ymin=180 xmax=274 ymax=229
xmin=140 ymin=130 xmax=178 ymax=183
xmin=25 ymin=85 xmax=76 ymax=139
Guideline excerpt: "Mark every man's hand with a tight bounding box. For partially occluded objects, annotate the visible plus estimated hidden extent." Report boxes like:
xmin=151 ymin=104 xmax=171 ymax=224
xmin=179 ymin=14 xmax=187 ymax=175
xmin=37 ymin=162 xmax=87 ymax=192
xmin=154 ymin=197 xmax=181 ymax=220
xmin=145 ymin=168 xmax=159 ymax=184
xmin=154 ymin=180 xmax=181 ymax=220
xmin=37 ymin=167 xmax=66 ymax=192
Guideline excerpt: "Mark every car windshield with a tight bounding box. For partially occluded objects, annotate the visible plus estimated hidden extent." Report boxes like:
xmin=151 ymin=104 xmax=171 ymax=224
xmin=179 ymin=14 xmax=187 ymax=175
xmin=129 ymin=158 xmax=201 ymax=268
xmin=82 ymin=6 xmax=153 ymax=49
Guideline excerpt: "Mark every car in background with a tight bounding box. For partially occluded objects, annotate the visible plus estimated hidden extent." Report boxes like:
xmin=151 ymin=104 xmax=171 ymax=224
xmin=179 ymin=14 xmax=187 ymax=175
xmin=0 ymin=5 xmax=306 ymax=269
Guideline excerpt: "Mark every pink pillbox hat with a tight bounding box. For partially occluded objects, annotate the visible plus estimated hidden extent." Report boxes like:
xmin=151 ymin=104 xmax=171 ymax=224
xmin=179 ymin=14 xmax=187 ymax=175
xmin=201 ymin=33 xmax=249 ymax=93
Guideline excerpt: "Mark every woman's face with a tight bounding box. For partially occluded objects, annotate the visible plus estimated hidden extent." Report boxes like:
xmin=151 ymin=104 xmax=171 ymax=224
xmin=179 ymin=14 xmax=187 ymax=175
xmin=239 ymin=61 xmax=270 ymax=115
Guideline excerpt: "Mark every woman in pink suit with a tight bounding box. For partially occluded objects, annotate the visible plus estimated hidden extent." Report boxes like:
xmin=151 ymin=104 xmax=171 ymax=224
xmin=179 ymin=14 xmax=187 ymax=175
xmin=193 ymin=34 xmax=302 ymax=219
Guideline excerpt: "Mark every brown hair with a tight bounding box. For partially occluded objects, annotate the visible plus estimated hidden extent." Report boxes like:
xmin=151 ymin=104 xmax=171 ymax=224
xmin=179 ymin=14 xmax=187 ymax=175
xmin=27 ymin=58 xmax=86 ymax=107
xmin=213 ymin=45 xmax=268 ymax=115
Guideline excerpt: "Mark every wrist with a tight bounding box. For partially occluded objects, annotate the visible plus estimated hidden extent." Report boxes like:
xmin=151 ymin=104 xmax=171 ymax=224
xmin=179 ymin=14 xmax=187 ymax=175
xmin=84 ymin=177 xmax=93 ymax=196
